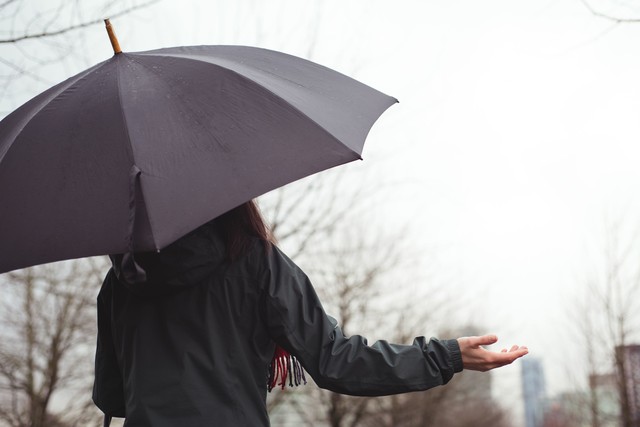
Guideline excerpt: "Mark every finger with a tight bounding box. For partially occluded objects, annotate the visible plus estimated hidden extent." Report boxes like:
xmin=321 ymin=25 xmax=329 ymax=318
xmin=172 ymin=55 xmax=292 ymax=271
xmin=471 ymin=335 xmax=498 ymax=347
xmin=509 ymin=345 xmax=519 ymax=352
xmin=503 ymin=348 xmax=529 ymax=362
xmin=501 ymin=348 xmax=508 ymax=353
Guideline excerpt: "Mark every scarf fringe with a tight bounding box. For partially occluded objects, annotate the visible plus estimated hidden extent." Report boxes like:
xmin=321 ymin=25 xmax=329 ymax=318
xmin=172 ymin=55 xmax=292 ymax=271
xmin=267 ymin=346 xmax=307 ymax=392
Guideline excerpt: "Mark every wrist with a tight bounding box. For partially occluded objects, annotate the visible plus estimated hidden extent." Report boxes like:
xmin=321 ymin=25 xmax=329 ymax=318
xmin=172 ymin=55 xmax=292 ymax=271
xmin=445 ymin=339 xmax=464 ymax=373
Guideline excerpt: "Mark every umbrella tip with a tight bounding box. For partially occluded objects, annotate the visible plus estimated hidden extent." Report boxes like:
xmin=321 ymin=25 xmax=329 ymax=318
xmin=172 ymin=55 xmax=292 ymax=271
xmin=104 ymin=18 xmax=122 ymax=55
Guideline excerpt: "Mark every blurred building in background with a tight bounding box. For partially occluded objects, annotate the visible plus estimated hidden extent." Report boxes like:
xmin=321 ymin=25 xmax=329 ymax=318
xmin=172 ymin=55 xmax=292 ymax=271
xmin=617 ymin=344 xmax=640 ymax=426
xmin=521 ymin=357 xmax=546 ymax=427
xmin=541 ymin=391 xmax=589 ymax=427
xmin=588 ymin=372 xmax=619 ymax=427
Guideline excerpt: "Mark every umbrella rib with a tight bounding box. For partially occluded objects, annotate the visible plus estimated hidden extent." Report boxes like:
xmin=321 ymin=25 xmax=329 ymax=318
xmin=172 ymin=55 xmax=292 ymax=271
xmin=114 ymin=56 xmax=158 ymax=252
xmin=114 ymin=56 xmax=139 ymax=173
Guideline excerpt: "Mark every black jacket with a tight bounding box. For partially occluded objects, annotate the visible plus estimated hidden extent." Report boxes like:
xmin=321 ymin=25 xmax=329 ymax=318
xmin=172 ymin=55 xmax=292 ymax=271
xmin=93 ymin=222 xmax=463 ymax=426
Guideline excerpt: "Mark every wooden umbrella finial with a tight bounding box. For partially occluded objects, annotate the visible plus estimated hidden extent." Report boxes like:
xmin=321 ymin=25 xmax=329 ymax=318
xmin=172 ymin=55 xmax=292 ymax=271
xmin=104 ymin=19 xmax=122 ymax=54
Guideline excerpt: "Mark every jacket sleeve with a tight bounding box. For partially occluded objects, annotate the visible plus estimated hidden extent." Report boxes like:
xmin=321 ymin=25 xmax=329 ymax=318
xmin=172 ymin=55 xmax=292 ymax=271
xmin=261 ymin=245 xmax=463 ymax=396
xmin=92 ymin=269 xmax=126 ymax=417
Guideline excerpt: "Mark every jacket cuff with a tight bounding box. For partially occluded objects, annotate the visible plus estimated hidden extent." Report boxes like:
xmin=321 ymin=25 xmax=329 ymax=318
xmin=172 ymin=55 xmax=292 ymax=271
xmin=444 ymin=339 xmax=464 ymax=373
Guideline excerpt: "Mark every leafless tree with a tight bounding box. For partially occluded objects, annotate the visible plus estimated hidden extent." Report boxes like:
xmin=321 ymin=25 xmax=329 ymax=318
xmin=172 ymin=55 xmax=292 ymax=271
xmin=598 ymin=220 xmax=640 ymax=427
xmin=568 ymin=218 xmax=640 ymax=427
xmin=0 ymin=258 xmax=109 ymax=427
xmin=262 ymin=169 xmax=368 ymax=260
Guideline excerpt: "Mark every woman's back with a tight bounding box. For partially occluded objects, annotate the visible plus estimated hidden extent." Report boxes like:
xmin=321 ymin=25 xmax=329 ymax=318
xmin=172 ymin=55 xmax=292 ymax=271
xmin=95 ymin=224 xmax=275 ymax=426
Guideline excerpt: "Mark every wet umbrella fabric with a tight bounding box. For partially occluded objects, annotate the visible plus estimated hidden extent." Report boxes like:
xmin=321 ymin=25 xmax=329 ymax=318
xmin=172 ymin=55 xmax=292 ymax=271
xmin=0 ymin=45 xmax=396 ymax=274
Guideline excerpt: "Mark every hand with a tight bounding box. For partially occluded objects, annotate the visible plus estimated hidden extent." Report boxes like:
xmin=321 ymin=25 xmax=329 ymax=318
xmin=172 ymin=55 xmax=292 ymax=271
xmin=457 ymin=335 xmax=528 ymax=372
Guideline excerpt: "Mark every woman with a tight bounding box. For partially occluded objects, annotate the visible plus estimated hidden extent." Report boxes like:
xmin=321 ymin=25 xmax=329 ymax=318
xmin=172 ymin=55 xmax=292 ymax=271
xmin=93 ymin=200 xmax=527 ymax=426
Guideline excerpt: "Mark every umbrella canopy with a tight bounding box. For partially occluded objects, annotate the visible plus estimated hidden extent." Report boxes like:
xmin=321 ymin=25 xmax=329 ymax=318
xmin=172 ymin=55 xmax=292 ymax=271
xmin=0 ymin=42 xmax=396 ymax=274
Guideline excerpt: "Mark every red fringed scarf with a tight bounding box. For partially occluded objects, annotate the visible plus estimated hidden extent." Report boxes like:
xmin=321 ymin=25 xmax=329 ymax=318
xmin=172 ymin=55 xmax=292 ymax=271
xmin=267 ymin=345 xmax=307 ymax=391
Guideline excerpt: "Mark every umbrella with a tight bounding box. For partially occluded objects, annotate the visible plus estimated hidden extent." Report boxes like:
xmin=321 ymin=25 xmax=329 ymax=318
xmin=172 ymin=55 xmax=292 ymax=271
xmin=0 ymin=20 xmax=396 ymax=274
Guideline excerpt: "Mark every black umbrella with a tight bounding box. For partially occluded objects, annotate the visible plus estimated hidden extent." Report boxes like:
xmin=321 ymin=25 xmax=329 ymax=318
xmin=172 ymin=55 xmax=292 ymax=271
xmin=0 ymin=20 xmax=396 ymax=274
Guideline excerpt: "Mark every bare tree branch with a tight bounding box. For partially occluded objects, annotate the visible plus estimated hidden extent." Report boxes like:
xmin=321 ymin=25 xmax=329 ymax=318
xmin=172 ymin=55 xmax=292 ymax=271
xmin=580 ymin=0 xmax=640 ymax=23
xmin=0 ymin=0 xmax=18 ymax=10
xmin=0 ymin=0 xmax=161 ymax=44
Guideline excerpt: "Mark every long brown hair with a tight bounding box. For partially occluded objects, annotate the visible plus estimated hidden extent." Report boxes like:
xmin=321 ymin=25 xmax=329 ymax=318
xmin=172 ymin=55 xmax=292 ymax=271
xmin=214 ymin=200 xmax=275 ymax=262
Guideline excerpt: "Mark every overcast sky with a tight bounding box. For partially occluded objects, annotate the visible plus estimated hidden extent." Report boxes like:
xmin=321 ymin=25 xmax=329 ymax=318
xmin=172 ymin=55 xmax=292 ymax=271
xmin=2 ymin=0 xmax=640 ymax=423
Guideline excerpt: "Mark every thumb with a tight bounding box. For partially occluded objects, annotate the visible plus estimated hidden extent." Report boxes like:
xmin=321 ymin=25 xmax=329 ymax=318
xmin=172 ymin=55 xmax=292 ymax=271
xmin=471 ymin=335 xmax=498 ymax=347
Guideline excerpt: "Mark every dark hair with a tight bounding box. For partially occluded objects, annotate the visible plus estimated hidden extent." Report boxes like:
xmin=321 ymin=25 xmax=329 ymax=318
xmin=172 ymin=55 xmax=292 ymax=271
xmin=214 ymin=200 xmax=275 ymax=262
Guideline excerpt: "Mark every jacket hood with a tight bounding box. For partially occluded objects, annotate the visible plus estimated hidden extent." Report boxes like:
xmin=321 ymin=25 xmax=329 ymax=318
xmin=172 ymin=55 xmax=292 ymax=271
xmin=109 ymin=220 xmax=226 ymax=296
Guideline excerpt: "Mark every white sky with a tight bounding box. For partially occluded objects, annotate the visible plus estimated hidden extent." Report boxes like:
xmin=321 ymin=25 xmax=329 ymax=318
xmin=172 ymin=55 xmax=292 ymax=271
xmin=2 ymin=0 xmax=640 ymax=423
